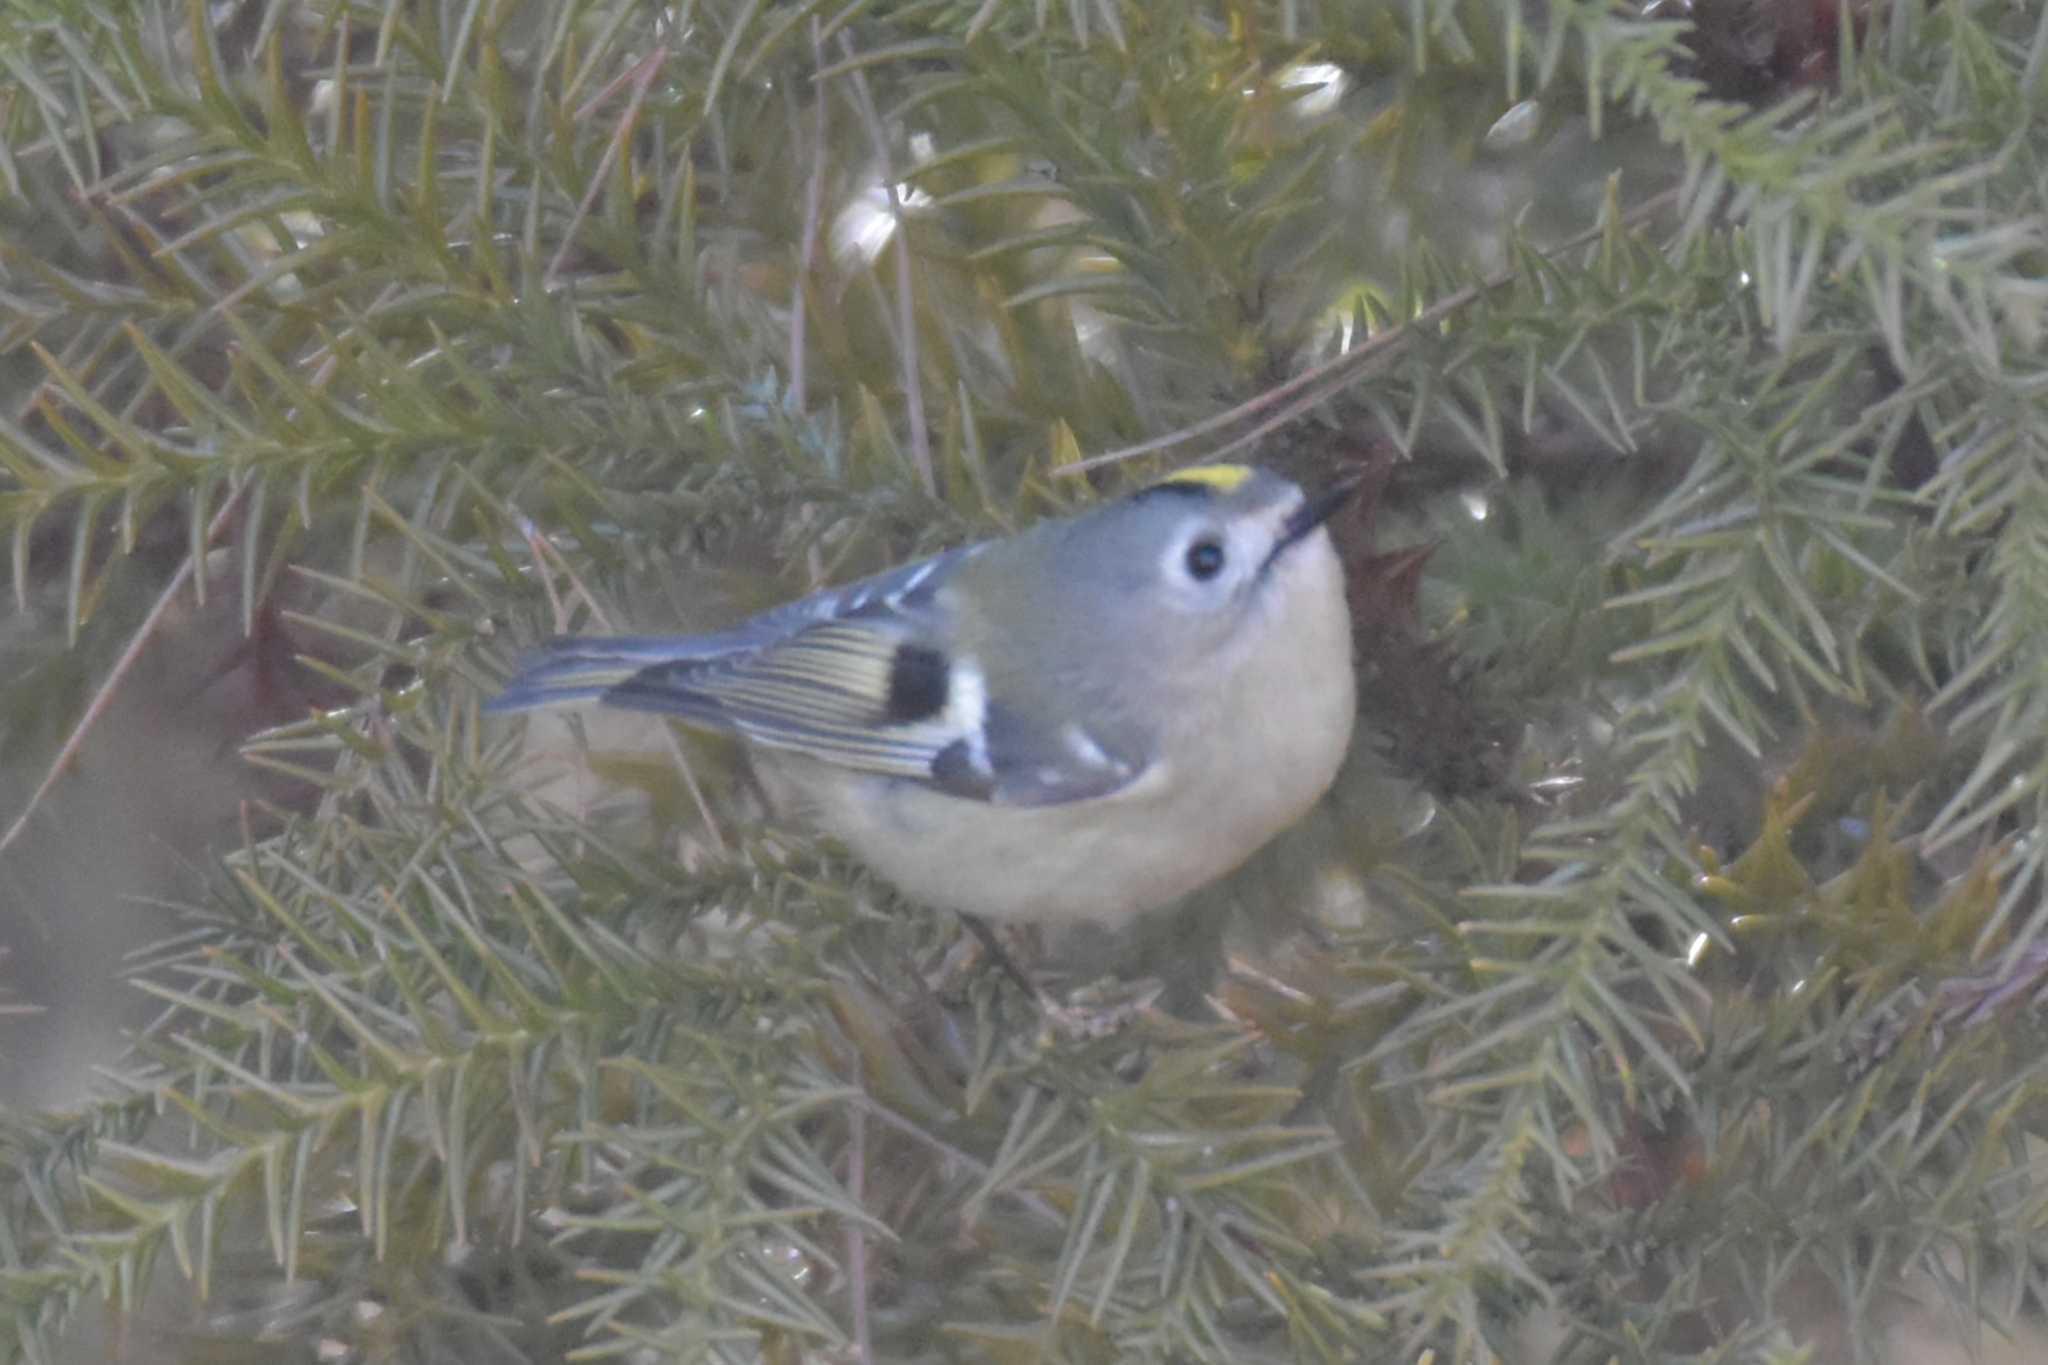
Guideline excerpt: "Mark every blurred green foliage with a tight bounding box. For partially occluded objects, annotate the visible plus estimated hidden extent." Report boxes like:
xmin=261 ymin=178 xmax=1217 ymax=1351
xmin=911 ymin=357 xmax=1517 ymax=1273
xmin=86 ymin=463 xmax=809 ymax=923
xmin=5 ymin=1 xmax=2048 ymax=1362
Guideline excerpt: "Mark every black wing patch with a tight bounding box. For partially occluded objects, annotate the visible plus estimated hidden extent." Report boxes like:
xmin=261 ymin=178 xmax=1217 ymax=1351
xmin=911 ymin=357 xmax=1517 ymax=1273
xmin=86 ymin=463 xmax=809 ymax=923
xmin=883 ymin=644 xmax=949 ymax=723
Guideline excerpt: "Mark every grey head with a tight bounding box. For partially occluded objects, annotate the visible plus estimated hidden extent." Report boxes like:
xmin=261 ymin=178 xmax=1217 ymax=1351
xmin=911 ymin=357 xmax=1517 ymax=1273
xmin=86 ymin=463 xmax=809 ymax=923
xmin=950 ymin=463 xmax=1351 ymax=697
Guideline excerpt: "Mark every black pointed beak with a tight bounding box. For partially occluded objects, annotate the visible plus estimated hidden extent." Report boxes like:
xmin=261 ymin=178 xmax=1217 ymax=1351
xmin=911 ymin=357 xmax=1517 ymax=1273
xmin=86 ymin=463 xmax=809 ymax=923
xmin=1277 ymin=478 xmax=1359 ymax=551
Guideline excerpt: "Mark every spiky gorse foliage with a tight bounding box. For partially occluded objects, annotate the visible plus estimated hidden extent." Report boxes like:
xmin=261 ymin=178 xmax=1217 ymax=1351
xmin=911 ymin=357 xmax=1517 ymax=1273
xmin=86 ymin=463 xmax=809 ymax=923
xmin=4 ymin=0 xmax=2048 ymax=1361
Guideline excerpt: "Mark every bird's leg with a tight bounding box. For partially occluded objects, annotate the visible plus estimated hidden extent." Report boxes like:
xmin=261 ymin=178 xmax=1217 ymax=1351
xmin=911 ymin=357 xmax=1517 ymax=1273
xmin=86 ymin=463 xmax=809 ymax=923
xmin=954 ymin=913 xmax=1042 ymax=999
xmin=954 ymin=914 xmax=1164 ymax=1041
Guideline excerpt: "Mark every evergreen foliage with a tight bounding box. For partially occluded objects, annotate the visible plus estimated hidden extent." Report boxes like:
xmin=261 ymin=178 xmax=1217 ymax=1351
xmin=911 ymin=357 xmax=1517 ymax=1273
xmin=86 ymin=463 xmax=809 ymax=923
xmin=4 ymin=1 xmax=2048 ymax=1361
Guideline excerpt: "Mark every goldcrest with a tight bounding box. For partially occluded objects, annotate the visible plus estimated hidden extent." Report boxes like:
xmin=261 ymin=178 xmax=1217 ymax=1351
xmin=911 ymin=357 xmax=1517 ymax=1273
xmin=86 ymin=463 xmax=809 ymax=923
xmin=489 ymin=464 xmax=1356 ymax=924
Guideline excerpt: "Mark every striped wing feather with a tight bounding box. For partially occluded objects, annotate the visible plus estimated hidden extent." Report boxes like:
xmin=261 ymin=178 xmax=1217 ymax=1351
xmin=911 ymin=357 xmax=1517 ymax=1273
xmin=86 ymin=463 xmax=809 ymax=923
xmin=604 ymin=620 xmax=954 ymax=778
xmin=491 ymin=542 xmax=1147 ymax=804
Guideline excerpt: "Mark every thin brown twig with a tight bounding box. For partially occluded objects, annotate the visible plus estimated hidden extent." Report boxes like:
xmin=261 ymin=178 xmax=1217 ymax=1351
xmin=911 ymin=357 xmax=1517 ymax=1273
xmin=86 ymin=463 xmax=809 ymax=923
xmin=513 ymin=507 xmax=575 ymax=633
xmin=857 ymin=1097 xmax=1063 ymax=1226
xmin=655 ymin=726 xmax=729 ymax=857
xmin=2 ymin=477 xmax=253 ymax=857
xmin=836 ymin=33 xmax=933 ymax=495
xmin=512 ymin=510 xmax=730 ymax=856
xmin=1062 ymin=185 xmax=1685 ymax=475
xmin=793 ymin=21 xmax=834 ymax=585
xmin=517 ymin=509 xmax=613 ymax=634
xmin=546 ymin=46 xmax=668 ymax=289
xmin=789 ymin=17 xmax=830 ymax=413
xmin=845 ymin=1105 xmax=872 ymax=1365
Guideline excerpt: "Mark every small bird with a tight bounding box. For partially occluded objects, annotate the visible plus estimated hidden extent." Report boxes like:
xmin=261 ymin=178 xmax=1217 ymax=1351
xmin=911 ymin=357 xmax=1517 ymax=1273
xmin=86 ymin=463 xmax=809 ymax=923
xmin=489 ymin=464 xmax=1356 ymax=925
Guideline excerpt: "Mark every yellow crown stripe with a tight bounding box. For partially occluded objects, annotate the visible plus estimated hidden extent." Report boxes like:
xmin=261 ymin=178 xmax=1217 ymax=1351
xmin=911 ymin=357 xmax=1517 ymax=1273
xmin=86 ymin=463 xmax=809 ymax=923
xmin=1151 ymin=464 xmax=1255 ymax=494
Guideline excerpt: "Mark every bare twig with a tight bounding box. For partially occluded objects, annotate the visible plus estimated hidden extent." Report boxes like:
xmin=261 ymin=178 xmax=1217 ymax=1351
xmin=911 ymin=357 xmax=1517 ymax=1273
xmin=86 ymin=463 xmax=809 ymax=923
xmin=547 ymin=46 xmax=668 ymax=289
xmin=2 ymin=477 xmax=253 ymax=857
xmin=788 ymin=17 xmax=831 ymax=413
xmin=791 ymin=21 xmax=835 ymax=585
xmin=656 ymin=725 xmax=729 ymax=858
xmin=835 ymin=33 xmax=933 ymax=495
xmin=1063 ymin=185 xmax=1685 ymax=475
xmin=858 ymin=1099 xmax=1063 ymax=1227
xmin=513 ymin=507 xmax=576 ymax=634
xmin=512 ymin=509 xmax=729 ymax=855
xmin=845 ymin=1105 xmax=872 ymax=1365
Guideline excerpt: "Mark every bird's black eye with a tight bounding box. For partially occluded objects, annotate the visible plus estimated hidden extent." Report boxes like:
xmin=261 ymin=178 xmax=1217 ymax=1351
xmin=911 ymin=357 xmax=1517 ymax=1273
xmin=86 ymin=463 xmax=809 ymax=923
xmin=1185 ymin=538 xmax=1226 ymax=581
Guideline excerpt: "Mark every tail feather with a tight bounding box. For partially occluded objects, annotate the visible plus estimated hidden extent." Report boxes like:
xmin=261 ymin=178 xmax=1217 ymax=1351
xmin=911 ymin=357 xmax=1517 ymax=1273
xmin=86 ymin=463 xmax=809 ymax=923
xmin=486 ymin=635 xmax=733 ymax=713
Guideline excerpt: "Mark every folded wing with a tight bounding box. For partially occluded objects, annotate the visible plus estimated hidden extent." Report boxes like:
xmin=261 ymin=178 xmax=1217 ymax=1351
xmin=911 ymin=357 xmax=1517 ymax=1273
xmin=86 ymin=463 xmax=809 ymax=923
xmin=490 ymin=544 xmax=1146 ymax=806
